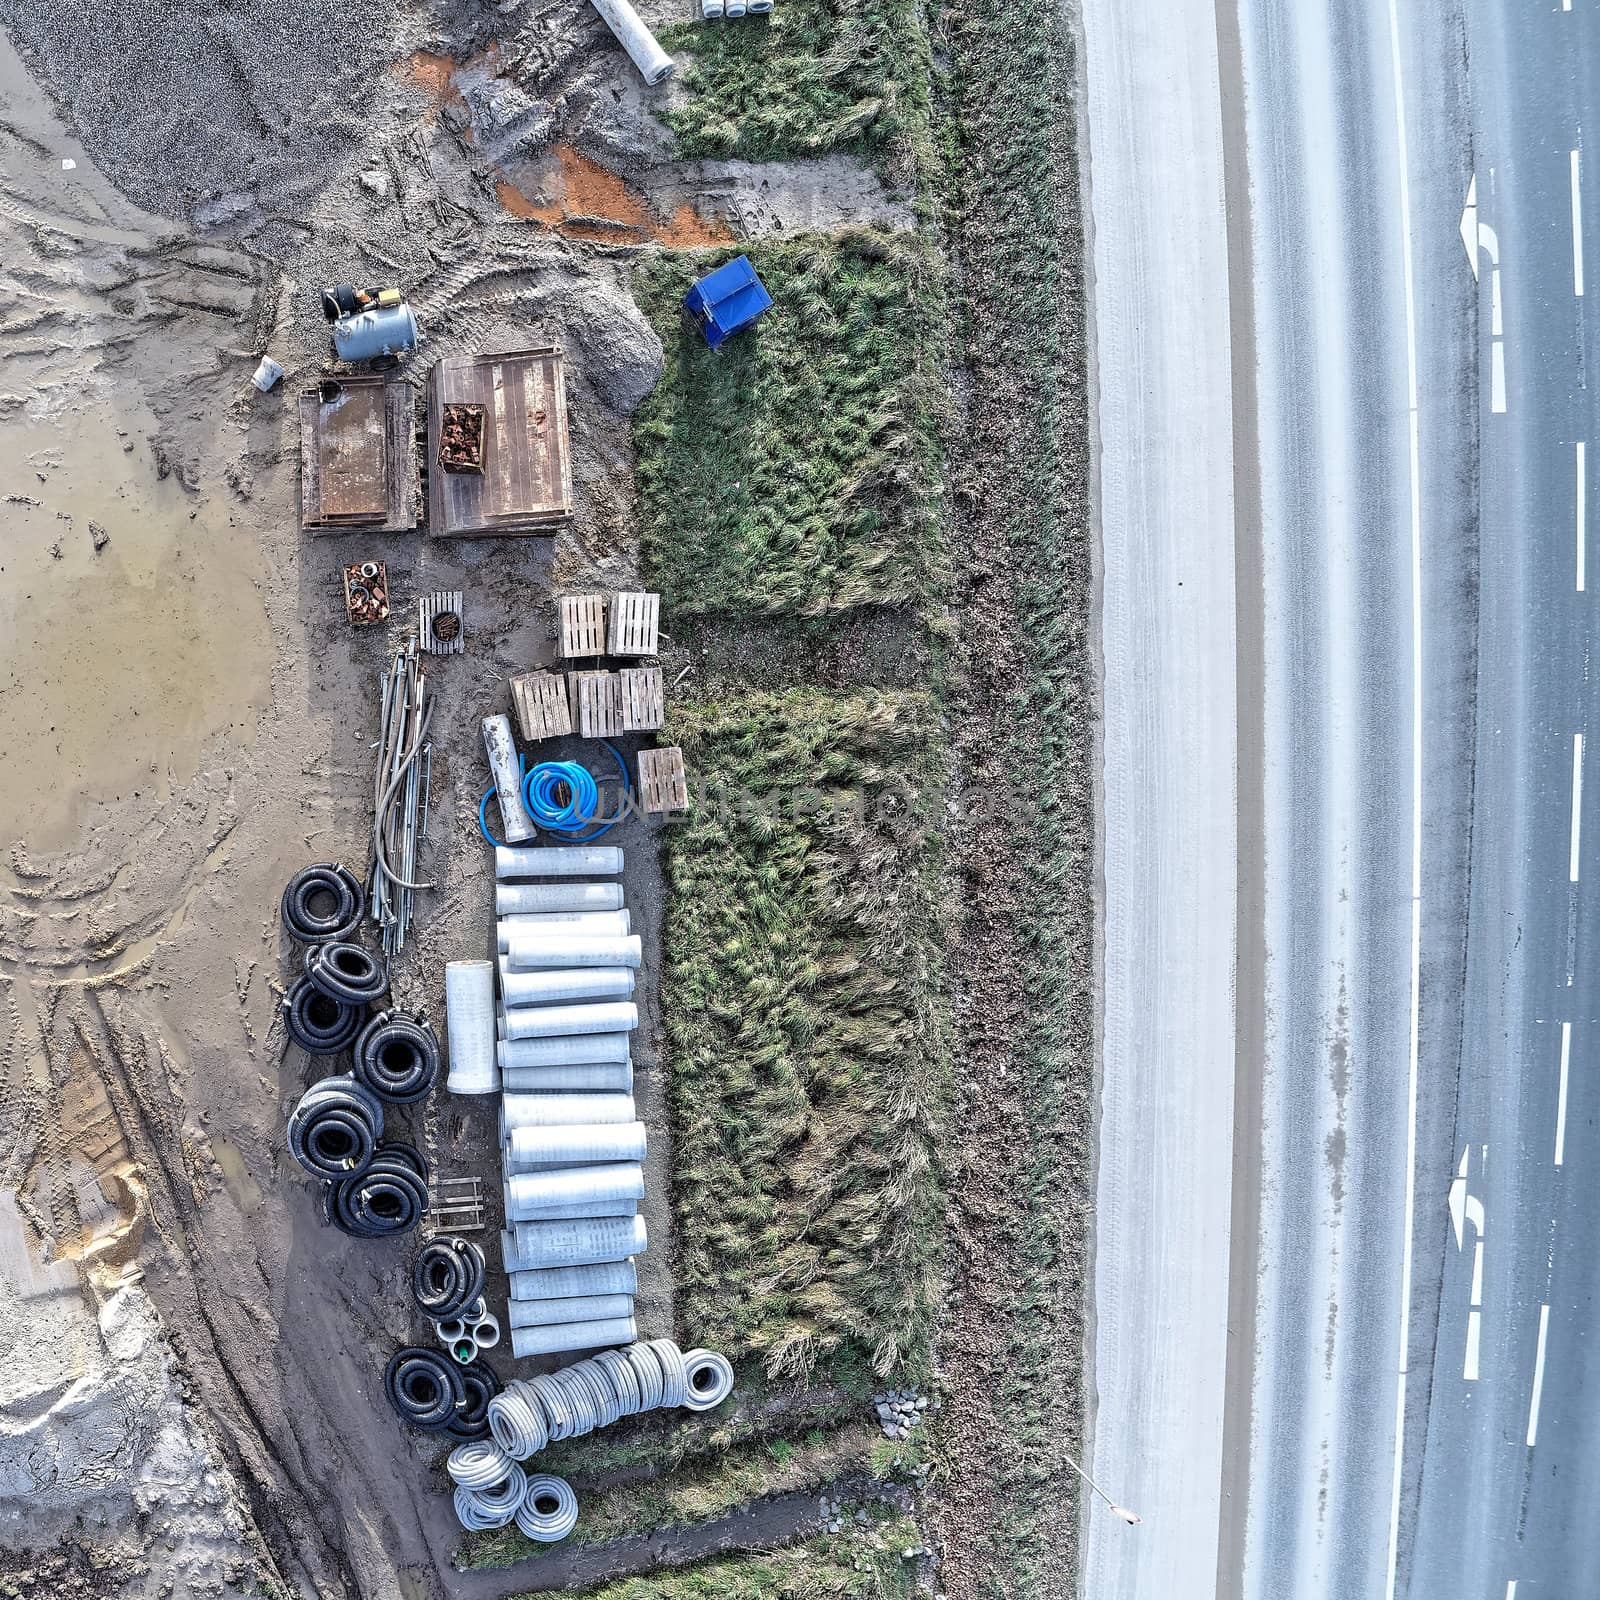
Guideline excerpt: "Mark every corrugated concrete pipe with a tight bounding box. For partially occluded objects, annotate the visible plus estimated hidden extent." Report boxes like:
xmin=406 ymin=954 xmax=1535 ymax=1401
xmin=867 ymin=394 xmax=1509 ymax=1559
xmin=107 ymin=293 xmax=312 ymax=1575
xmin=494 ymin=1000 xmax=638 ymax=1038
xmin=507 ymin=1162 xmax=645 ymax=1211
xmin=495 ymin=846 xmax=623 ymax=880
xmin=445 ymin=961 xmax=498 ymax=1094
xmin=504 ymin=1194 xmax=638 ymax=1222
xmin=495 ymin=1032 xmax=631 ymax=1064
xmin=504 ymin=932 xmax=643 ymax=971
xmin=500 ymin=1058 xmax=634 ymax=1092
xmin=508 ymin=1261 xmax=639 ymax=1300
xmin=496 ymin=882 xmax=624 ymax=915
xmin=501 ymin=1093 xmax=636 ymax=1128
xmin=507 ymin=1122 xmax=647 ymax=1168
xmin=483 ymin=716 xmax=535 ymax=843
xmin=499 ymin=966 xmax=636 ymax=1005
xmin=586 ymin=0 xmax=674 ymax=84
xmin=506 ymin=1213 xmax=647 ymax=1268
xmin=508 ymin=1293 xmax=635 ymax=1329
xmin=498 ymin=912 xmax=631 ymax=949
xmin=512 ymin=1316 xmax=639 ymax=1358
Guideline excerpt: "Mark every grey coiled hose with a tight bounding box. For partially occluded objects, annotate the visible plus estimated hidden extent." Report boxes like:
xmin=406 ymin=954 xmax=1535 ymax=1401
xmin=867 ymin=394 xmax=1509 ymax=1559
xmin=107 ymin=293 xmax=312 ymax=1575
xmin=328 ymin=1141 xmax=428 ymax=1237
xmin=286 ymin=1075 xmax=384 ymax=1179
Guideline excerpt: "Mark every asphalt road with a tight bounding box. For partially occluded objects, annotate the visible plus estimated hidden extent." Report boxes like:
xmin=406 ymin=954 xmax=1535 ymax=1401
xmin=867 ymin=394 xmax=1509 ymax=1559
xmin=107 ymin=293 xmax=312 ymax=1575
xmin=1083 ymin=0 xmax=1599 ymax=1593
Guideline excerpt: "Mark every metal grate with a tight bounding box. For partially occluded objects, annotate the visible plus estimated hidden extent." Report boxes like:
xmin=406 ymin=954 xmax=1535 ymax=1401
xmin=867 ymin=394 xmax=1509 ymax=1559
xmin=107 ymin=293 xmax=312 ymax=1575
xmin=425 ymin=1175 xmax=485 ymax=1235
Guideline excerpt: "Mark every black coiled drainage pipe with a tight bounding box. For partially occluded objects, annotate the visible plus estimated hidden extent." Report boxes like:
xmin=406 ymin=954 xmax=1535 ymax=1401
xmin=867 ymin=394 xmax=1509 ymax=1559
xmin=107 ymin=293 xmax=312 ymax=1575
xmin=412 ymin=1236 xmax=487 ymax=1321
xmin=328 ymin=1141 xmax=428 ymax=1238
xmin=304 ymin=941 xmax=389 ymax=1007
xmin=353 ymin=1011 xmax=440 ymax=1104
xmin=283 ymin=974 xmax=365 ymax=1055
xmin=279 ymin=863 xmax=364 ymax=943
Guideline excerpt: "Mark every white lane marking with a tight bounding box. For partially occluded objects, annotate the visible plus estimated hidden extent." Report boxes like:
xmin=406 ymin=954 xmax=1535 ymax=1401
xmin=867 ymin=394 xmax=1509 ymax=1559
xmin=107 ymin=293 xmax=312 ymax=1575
xmin=1385 ymin=3 xmax=1423 ymax=1587
xmin=1491 ymin=266 xmax=1503 ymax=335
xmin=1573 ymin=734 xmax=1585 ymax=880
xmin=1506 ymin=1583 xmax=1518 ymax=1600
xmin=1579 ymin=442 xmax=1588 ymax=590
xmin=1557 ymin=1021 xmax=1572 ymax=1166
xmin=1573 ymin=149 xmax=1585 ymax=297
xmin=1470 ymin=1239 xmax=1485 ymax=1304
xmin=1527 ymin=1303 xmax=1551 ymax=1447
xmin=1464 ymin=1308 xmax=1481 ymax=1381
xmin=1492 ymin=343 xmax=1507 ymax=413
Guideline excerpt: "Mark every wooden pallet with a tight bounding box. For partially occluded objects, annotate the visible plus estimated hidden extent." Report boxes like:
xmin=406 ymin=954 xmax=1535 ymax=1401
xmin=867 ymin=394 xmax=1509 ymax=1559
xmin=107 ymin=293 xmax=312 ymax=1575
xmin=560 ymin=594 xmax=607 ymax=658
xmin=608 ymin=592 xmax=660 ymax=656
xmin=620 ymin=667 xmax=665 ymax=732
xmin=638 ymin=746 xmax=688 ymax=814
xmin=299 ymin=376 xmax=418 ymax=533
xmin=419 ymin=590 xmax=465 ymax=655
xmin=511 ymin=671 xmax=573 ymax=741
xmin=568 ymin=671 xmax=624 ymax=739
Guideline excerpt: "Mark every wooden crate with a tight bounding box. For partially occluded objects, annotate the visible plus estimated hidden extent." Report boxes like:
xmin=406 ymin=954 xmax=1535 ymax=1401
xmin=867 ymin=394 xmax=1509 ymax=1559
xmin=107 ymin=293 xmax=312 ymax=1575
xmin=568 ymin=671 xmax=624 ymax=740
xmin=608 ymin=592 xmax=660 ymax=656
xmin=560 ymin=595 xmax=607 ymax=658
xmin=638 ymin=746 xmax=688 ymax=814
xmin=511 ymin=671 xmax=573 ymax=741
xmin=620 ymin=667 xmax=665 ymax=732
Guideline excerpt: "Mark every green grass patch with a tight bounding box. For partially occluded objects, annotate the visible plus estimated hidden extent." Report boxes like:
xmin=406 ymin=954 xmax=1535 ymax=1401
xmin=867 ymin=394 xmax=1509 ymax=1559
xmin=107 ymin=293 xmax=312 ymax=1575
xmin=658 ymin=0 xmax=933 ymax=181
xmin=633 ymin=230 xmax=947 ymax=625
xmin=660 ymin=686 xmax=949 ymax=1380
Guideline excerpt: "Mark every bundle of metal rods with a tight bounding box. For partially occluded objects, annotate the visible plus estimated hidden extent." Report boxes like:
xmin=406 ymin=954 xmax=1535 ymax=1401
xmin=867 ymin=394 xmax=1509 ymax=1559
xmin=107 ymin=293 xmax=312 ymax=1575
xmin=371 ymin=639 xmax=434 ymax=959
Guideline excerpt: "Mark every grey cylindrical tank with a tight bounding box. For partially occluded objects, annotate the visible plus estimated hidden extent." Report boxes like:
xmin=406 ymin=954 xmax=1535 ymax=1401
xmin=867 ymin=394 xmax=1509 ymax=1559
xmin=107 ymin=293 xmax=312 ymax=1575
xmin=511 ymin=1316 xmax=638 ymax=1359
xmin=331 ymin=301 xmax=419 ymax=361
xmin=495 ymin=1000 xmax=637 ymax=1038
xmin=504 ymin=933 xmax=643 ymax=971
xmin=501 ymin=1093 xmax=637 ymax=1129
xmin=498 ymin=912 xmax=631 ymax=950
xmin=482 ymin=715 xmax=535 ymax=843
xmin=495 ymin=881 xmax=624 ymax=913
xmin=508 ymin=1293 xmax=635 ymax=1329
xmin=497 ymin=1032 xmax=631 ymax=1064
xmin=507 ymin=1214 xmax=647 ymax=1268
xmin=507 ymin=1162 xmax=645 ymax=1210
xmin=587 ymin=0 xmax=674 ymax=85
xmin=501 ymin=1059 xmax=634 ymax=1092
xmin=446 ymin=961 xmax=498 ymax=1094
xmin=508 ymin=1261 xmax=639 ymax=1300
xmin=499 ymin=966 xmax=636 ymax=1005
xmin=495 ymin=846 xmax=623 ymax=880
xmin=507 ymin=1122 xmax=647 ymax=1168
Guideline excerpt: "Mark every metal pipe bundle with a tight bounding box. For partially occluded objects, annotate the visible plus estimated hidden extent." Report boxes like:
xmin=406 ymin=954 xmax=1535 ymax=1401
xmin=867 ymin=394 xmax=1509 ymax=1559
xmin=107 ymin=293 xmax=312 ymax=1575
xmin=371 ymin=641 xmax=433 ymax=959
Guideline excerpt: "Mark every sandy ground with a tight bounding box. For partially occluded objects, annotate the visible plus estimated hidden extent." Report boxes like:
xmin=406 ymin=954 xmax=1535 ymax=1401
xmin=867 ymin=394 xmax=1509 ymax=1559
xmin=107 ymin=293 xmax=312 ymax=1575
xmin=0 ymin=5 xmax=905 ymax=1595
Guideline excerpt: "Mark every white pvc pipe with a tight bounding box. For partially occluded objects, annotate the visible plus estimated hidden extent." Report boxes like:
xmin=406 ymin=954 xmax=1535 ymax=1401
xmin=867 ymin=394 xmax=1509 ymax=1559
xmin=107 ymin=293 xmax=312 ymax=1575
xmin=509 ymin=1293 xmax=635 ymax=1329
xmin=482 ymin=716 xmax=536 ymax=843
xmin=446 ymin=961 xmax=498 ymax=1094
xmin=499 ymin=966 xmax=636 ymax=1005
xmin=495 ymin=846 xmax=623 ymax=880
xmin=497 ymin=1001 xmax=638 ymax=1038
xmin=508 ymin=1163 xmax=645 ymax=1210
xmin=507 ymin=1214 xmax=647 ymax=1268
xmin=587 ymin=0 xmax=675 ymax=85
xmin=508 ymin=1261 xmax=638 ymax=1300
xmin=497 ymin=1032 xmax=632 ymax=1064
xmin=507 ymin=1122 xmax=647 ymax=1168
xmin=503 ymin=1190 xmax=639 ymax=1221
xmin=501 ymin=1094 xmax=637 ymax=1129
xmin=495 ymin=881 xmax=624 ymax=913
xmin=511 ymin=1316 xmax=638 ymax=1358
xmin=498 ymin=912 xmax=631 ymax=950
xmin=501 ymin=1059 xmax=634 ymax=1093
xmin=504 ymin=933 xmax=642 ymax=971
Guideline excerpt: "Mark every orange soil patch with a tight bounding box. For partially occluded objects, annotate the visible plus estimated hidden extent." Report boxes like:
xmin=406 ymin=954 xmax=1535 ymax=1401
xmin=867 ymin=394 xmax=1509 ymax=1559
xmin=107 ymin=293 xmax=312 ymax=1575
xmin=496 ymin=143 xmax=734 ymax=247
xmin=403 ymin=49 xmax=459 ymax=100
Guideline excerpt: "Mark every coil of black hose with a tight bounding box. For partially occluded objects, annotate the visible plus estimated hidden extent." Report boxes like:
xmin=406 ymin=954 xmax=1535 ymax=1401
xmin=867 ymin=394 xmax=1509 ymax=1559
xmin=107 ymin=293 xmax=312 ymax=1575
xmin=353 ymin=1011 xmax=440 ymax=1104
xmin=304 ymin=941 xmax=389 ymax=1007
xmin=286 ymin=1074 xmax=384 ymax=1180
xmin=283 ymin=974 xmax=365 ymax=1055
xmin=445 ymin=1359 xmax=502 ymax=1442
xmin=412 ymin=1236 xmax=487 ymax=1320
xmin=280 ymin=863 xmax=364 ymax=944
xmin=328 ymin=1141 xmax=428 ymax=1238
xmin=384 ymin=1346 xmax=465 ymax=1431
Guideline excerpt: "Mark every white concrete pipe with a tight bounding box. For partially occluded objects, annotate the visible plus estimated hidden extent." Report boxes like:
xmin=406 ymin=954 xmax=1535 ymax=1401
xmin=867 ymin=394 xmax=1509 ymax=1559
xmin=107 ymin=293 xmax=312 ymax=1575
xmin=495 ymin=1001 xmax=638 ymax=1038
xmin=504 ymin=933 xmax=643 ymax=971
xmin=501 ymin=1093 xmax=637 ymax=1129
xmin=482 ymin=716 xmax=536 ymax=843
xmin=509 ymin=1293 xmax=635 ymax=1330
xmin=495 ymin=846 xmax=623 ymax=880
xmin=446 ymin=961 xmax=499 ymax=1094
xmin=503 ymin=1190 xmax=639 ymax=1221
xmin=587 ymin=0 xmax=674 ymax=85
xmin=508 ymin=1261 xmax=638 ymax=1300
xmin=498 ymin=912 xmax=631 ymax=950
xmin=497 ymin=1031 xmax=631 ymax=1064
xmin=508 ymin=1122 xmax=647 ymax=1168
xmin=501 ymin=1059 xmax=634 ymax=1092
xmin=507 ymin=1213 xmax=648 ymax=1268
xmin=499 ymin=967 xmax=637 ymax=1006
xmin=508 ymin=1163 xmax=645 ymax=1211
xmin=511 ymin=1316 xmax=638 ymax=1359
xmin=495 ymin=881 xmax=625 ymax=914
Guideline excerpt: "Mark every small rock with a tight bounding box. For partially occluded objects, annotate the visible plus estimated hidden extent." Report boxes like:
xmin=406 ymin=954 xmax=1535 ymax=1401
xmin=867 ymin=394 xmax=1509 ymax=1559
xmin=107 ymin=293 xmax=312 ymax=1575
xmin=915 ymin=1396 xmax=929 ymax=1410
xmin=90 ymin=520 xmax=109 ymax=550
xmin=359 ymin=168 xmax=391 ymax=198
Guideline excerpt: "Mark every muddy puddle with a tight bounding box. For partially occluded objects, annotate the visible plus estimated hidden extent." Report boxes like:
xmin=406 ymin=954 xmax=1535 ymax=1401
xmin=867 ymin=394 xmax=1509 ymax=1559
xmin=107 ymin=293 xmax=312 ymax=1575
xmin=0 ymin=403 xmax=271 ymax=854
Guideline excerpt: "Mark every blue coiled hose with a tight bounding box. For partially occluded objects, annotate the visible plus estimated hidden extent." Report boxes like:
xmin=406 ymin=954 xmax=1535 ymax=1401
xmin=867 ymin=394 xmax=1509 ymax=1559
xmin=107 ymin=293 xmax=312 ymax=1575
xmin=479 ymin=743 xmax=631 ymax=848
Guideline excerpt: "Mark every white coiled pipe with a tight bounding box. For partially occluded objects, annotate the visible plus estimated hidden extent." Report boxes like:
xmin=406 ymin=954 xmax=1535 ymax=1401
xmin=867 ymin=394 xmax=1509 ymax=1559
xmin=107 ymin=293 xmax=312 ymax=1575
xmin=509 ymin=1293 xmax=635 ymax=1329
xmin=504 ymin=932 xmax=643 ymax=971
xmin=501 ymin=1058 xmax=634 ymax=1092
xmin=511 ymin=1316 xmax=639 ymax=1358
xmin=499 ymin=966 xmax=637 ymax=1005
xmin=507 ymin=1122 xmax=647 ymax=1168
xmin=508 ymin=1260 xmax=639 ymax=1300
xmin=506 ymin=1213 xmax=647 ymax=1268
xmin=501 ymin=1093 xmax=637 ymax=1128
xmin=446 ymin=961 xmax=499 ymax=1094
xmin=495 ymin=846 xmax=623 ymax=880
